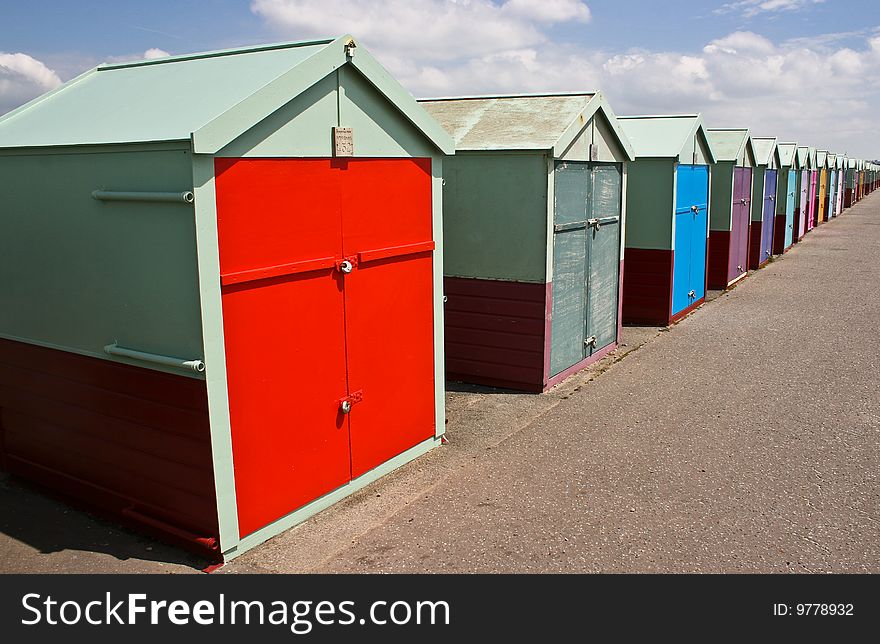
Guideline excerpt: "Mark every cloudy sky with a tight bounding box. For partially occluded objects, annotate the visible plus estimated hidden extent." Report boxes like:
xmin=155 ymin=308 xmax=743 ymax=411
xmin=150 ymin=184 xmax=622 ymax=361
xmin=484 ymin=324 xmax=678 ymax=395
xmin=2 ymin=0 xmax=879 ymax=157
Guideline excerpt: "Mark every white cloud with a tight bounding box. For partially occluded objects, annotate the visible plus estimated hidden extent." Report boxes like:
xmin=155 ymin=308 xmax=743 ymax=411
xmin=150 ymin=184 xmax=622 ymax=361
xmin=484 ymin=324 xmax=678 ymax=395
xmin=716 ymin=0 xmax=825 ymax=19
xmin=143 ymin=48 xmax=171 ymax=60
xmin=0 ymin=53 xmax=62 ymax=114
xmin=252 ymin=0 xmax=879 ymax=157
xmin=105 ymin=48 xmax=172 ymax=64
xmin=250 ymin=0 xmax=589 ymax=61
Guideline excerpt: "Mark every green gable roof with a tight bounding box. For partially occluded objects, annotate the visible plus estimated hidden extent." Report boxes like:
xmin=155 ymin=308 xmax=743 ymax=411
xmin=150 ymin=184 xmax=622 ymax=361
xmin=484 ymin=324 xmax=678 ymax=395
xmin=776 ymin=142 xmax=798 ymax=168
xmin=751 ymin=137 xmax=778 ymax=167
xmin=706 ymin=128 xmax=753 ymax=163
xmin=418 ymin=92 xmax=634 ymax=159
xmin=618 ymin=114 xmax=715 ymax=163
xmin=0 ymin=35 xmax=454 ymax=155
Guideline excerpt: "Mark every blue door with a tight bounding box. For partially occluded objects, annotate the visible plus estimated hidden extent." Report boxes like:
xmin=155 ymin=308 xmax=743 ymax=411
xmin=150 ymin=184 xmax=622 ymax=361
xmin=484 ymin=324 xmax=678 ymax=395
xmin=672 ymin=164 xmax=709 ymax=317
xmin=784 ymin=169 xmax=796 ymax=248
xmin=761 ymin=170 xmax=777 ymax=262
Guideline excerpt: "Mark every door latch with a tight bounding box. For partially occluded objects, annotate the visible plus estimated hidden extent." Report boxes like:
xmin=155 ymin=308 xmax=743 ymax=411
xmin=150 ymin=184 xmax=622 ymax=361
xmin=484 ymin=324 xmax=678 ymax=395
xmin=688 ymin=289 xmax=696 ymax=299
xmin=337 ymin=258 xmax=356 ymax=274
xmin=587 ymin=218 xmax=600 ymax=230
xmin=584 ymin=336 xmax=597 ymax=348
xmin=339 ymin=389 xmax=364 ymax=414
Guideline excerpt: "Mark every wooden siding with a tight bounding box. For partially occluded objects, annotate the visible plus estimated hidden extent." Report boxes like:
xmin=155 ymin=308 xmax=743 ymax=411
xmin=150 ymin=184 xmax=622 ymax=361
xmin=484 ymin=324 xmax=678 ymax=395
xmin=622 ymin=248 xmax=673 ymax=325
xmin=444 ymin=277 xmax=547 ymax=392
xmin=0 ymin=338 xmax=219 ymax=558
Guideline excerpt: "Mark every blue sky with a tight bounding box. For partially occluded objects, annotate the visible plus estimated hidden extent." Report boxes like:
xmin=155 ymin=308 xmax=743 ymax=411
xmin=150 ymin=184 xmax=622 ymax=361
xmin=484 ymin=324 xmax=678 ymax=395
xmin=2 ymin=0 xmax=879 ymax=156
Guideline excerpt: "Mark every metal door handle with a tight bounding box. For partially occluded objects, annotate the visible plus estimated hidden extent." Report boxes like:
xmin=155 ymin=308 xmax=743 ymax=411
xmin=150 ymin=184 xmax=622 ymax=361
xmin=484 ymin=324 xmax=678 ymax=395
xmin=737 ymin=265 xmax=743 ymax=272
xmin=587 ymin=218 xmax=600 ymax=230
xmin=338 ymin=260 xmax=354 ymax=274
xmin=584 ymin=336 xmax=597 ymax=347
xmin=688 ymin=290 xmax=696 ymax=298
xmin=691 ymin=205 xmax=699 ymax=213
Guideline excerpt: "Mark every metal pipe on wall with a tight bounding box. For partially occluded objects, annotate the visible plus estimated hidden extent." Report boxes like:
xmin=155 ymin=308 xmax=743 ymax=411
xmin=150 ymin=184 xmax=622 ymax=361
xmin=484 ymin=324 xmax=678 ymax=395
xmin=104 ymin=343 xmax=205 ymax=373
xmin=92 ymin=190 xmax=195 ymax=204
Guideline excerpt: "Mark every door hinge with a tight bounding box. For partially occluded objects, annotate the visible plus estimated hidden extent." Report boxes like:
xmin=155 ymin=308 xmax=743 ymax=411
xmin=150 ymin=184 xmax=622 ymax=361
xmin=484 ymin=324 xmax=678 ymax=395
xmin=339 ymin=389 xmax=364 ymax=415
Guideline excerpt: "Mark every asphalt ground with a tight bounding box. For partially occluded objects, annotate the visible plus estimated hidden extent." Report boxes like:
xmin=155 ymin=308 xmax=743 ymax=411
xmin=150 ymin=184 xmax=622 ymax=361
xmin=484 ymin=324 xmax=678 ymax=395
xmin=1 ymin=193 xmax=878 ymax=573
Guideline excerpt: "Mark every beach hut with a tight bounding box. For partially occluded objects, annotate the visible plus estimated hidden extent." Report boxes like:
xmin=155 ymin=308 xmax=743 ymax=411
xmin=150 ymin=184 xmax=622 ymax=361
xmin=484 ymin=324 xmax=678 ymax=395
xmin=418 ymin=92 xmax=634 ymax=392
xmin=835 ymin=156 xmax=846 ymax=216
xmin=816 ymin=150 xmax=829 ymax=224
xmin=706 ymin=128 xmax=755 ymax=289
xmin=845 ymin=159 xmax=857 ymax=208
xmin=618 ymin=114 xmax=715 ymax=325
xmin=807 ymin=147 xmax=819 ymax=231
xmin=826 ymin=153 xmax=837 ymax=219
xmin=774 ymin=142 xmax=799 ymax=253
xmin=749 ymin=137 xmax=780 ymax=269
xmin=793 ymin=146 xmax=811 ymax=242
xmin=0 ymin=36 xmax=455 ymax=562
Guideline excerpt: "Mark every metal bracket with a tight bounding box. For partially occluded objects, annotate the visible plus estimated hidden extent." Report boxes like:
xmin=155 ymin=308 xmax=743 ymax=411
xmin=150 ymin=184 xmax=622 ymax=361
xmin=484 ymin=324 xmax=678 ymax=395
xmin=587 ymin=218 xmax=601 ymax=230
xmin=339 ymin=389 xmax=364 ymax=414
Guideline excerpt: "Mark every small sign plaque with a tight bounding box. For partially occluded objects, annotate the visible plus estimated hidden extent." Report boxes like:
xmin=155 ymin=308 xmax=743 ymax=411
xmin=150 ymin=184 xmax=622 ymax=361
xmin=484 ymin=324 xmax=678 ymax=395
xmin=334 ymin=127 xmax=354 ymax=157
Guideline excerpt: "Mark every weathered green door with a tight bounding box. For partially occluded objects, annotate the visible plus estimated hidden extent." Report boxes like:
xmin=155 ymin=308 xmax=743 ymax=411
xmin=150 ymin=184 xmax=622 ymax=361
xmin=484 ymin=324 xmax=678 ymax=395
xmin=550 ymin=162 xmax=621 ymax=378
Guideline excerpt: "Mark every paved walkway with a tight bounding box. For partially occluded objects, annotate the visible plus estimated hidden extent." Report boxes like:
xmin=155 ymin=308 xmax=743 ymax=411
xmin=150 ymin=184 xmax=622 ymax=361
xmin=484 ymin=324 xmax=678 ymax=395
xmin=2 ymin=194 xmax=878 ymax=573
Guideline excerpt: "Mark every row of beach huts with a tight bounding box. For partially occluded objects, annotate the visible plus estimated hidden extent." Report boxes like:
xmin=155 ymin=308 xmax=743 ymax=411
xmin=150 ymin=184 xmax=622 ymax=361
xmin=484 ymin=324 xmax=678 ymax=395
xmin=0 ymin=37 xmax=876 ymax=562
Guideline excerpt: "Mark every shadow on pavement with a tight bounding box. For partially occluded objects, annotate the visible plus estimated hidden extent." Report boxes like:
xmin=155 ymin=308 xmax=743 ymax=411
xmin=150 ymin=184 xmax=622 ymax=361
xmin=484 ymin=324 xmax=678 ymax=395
xmin=0 ymin=473 xmax=207 ymax=572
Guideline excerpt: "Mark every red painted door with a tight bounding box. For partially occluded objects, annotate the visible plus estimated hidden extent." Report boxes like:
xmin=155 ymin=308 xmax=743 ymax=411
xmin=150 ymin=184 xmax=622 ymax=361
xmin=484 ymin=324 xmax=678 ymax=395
xmin=215 ymin=158 xmax=435 ymax=538
xmin=339 ymin=160 xmax=436 ymax=477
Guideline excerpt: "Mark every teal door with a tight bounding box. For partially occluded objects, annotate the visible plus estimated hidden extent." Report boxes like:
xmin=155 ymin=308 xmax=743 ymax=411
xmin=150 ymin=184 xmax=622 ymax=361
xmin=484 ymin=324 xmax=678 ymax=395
xmin=550 ymin=162 xmax=622 ymax=377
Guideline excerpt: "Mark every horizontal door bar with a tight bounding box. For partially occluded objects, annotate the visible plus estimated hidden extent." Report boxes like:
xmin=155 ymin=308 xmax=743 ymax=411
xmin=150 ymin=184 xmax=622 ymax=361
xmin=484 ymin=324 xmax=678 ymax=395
xmin=220 ymin=256 xmax=336 ymax=286
xmin=553 ymin=221 xmax=587 ymax=233
xmin=358 ymin=240 xmax=435 ymax=264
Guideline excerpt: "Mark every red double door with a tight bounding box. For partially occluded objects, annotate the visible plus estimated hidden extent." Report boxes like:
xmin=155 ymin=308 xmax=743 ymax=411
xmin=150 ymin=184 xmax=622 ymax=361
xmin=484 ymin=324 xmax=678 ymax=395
xmin=215 ymin=158 xmax=436 ymax=537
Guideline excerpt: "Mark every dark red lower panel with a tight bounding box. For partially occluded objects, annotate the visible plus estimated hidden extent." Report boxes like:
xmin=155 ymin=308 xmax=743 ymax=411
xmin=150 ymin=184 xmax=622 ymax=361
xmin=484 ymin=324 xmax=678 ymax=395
xmin=707 ymin=230 xmax=731 ymax=291
xmin=622 ymin=248 xmax=673 ymax=326
xmin=444 ymin=277 xmax=547 ymax=392
xmin=845 ymin=189 xmax=853 ymax=208
xmin=772 ymin=214 xmax=788 ymax=255
xmin=0 ymin=338 xmax=219 ymax=559
xmin=748 ymin=221 xmax=768 ymax=270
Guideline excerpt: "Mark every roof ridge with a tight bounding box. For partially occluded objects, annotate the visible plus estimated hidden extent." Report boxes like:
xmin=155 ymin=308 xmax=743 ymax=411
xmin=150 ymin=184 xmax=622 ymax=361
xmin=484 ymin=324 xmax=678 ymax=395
xmin=98 ymin=37 xmax=337 ymax=71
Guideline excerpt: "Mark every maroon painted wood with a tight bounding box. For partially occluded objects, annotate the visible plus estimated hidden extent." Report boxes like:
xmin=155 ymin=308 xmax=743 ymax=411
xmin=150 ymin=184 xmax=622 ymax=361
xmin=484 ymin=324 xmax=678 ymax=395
xmin=772 ymin=214 xmax=788 ymax=255
xmin=0 ymin=338 xmax=219 ymax=559
xmin=707 ymin=230 xmax=730 ymax=290
xmin=444 ymin=277 xmax=547 ymax=392
xmin=621 ymin=248 xmax=674 ymax=325
xmin=748 ymin=221 xmax=768 ymax=270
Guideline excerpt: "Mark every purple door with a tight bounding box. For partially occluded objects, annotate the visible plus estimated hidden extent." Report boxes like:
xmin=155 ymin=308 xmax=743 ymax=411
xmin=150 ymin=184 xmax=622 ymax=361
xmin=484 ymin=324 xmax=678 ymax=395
xmin=797 ymin=169 xmax=808 ymax=239
xmin=729 ymin=166 xmax=751 ymax=282
xmin=761 ymin=170 xmax=777 ymax=262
